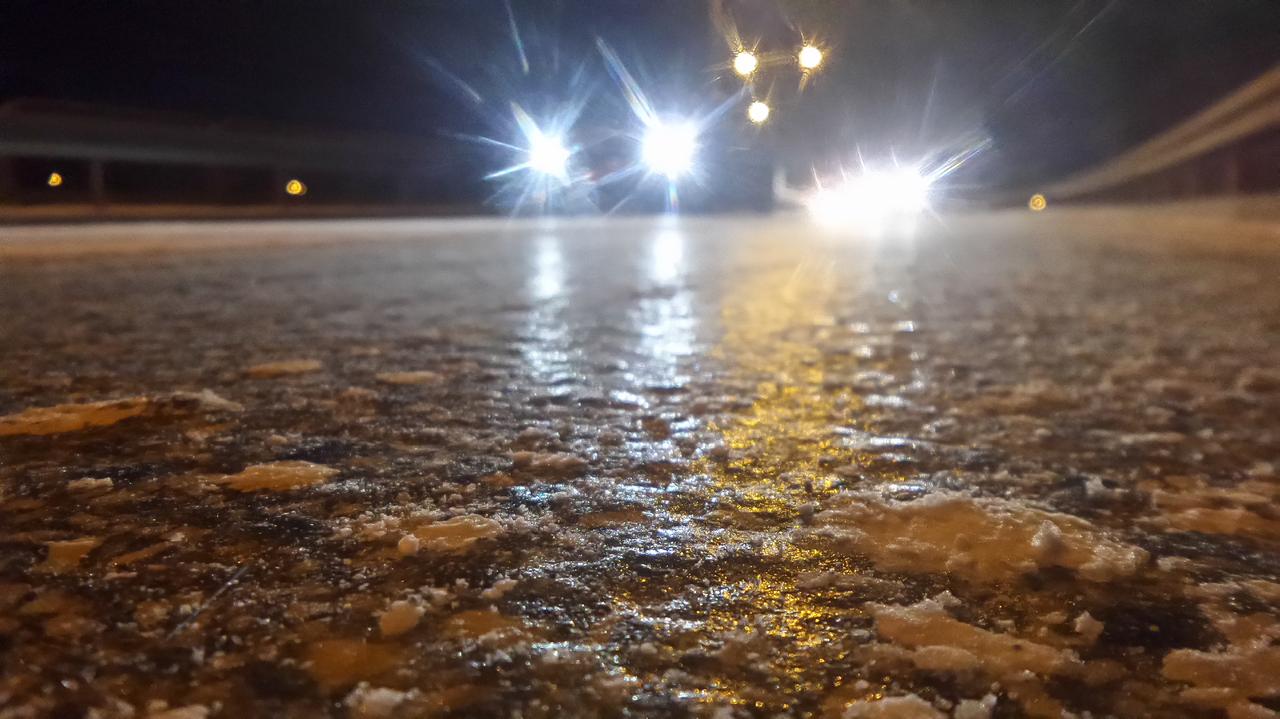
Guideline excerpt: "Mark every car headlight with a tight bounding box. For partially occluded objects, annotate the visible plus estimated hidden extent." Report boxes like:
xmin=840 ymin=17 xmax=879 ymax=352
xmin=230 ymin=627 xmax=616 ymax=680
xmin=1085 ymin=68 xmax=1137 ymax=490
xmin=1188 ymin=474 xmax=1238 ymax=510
xmin=642 ymin=121 xmax=698 ymax=179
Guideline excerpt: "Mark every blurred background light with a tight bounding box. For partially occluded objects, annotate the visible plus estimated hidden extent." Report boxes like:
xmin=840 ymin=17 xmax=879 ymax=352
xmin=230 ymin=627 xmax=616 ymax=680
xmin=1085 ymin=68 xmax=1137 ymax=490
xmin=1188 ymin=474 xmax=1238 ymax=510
xmin=47 ymin=172 xmax=63 ymax=188
xmin=1029 ymin=193 xmax=1048 ymax=211
xmin=285 ymin=179 xmax=307 ymax=196
xmin=747 ymin=100 xmax=770 ymax=124
xmin=733 ymin=50 xmax=758 ymax=77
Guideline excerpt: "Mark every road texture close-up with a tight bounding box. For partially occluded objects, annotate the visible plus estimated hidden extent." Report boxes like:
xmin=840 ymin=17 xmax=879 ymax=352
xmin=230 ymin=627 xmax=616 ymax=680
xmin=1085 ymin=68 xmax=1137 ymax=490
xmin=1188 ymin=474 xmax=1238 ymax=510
xmin=2 ymin=210 xmax=1279 ymax=719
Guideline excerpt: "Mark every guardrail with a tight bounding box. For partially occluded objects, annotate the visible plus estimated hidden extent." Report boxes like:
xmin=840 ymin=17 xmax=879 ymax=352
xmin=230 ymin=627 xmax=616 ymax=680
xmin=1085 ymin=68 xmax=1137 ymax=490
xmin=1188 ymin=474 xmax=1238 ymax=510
xmin=0 ymin=99 xmax=444 ymax=173
xmin=0 ymin=100 xmax=463 ymax=210
xmin=1045 ymin=64 xmax=1280 ymax=201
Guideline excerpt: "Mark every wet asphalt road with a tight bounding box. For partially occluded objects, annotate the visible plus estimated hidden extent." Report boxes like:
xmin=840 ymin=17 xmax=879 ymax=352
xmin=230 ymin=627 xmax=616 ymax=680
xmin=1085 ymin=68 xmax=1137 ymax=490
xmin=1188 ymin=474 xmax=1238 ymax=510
xmin=1 ymin=211 xmax=1279 ymax=719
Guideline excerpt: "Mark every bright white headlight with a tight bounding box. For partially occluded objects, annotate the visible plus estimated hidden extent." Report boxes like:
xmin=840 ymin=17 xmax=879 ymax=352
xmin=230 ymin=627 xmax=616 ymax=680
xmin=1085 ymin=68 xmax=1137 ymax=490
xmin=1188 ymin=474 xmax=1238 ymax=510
xmin=642 ymin=122 xmax=698 ymax=179
xmin=807 ymin=168 xmax=931 ymax=229
xmin=877 ymin=168 xmax=930 ymax=212
xmin=527 ymin=133 xmax=571 ymax=177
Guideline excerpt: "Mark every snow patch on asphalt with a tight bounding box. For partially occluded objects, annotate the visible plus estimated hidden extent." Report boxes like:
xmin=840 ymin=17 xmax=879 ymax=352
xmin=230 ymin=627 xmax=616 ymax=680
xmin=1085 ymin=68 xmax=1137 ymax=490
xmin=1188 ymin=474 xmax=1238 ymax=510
xmin=804 ymin=490 xmax=1147 ymax=582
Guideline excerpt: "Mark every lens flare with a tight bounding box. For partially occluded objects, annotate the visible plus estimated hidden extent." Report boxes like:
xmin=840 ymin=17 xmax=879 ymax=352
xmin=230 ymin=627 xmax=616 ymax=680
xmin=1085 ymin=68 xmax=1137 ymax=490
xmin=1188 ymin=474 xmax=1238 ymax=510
xmin=747 ymin=101 xmax=770 ymax=124
xmin=527 ymin=133 xmax=570 ymax=177
xmin=733 ymin=51 xmax=758 ymax=77
xmin=879 ymin=169 xmax=930 ymax=212
xmin=798 ymin=45 xmax=823 ymax=70
xmin=483 ymin=102 xmax=577 ymax=195
xmin=643 ymin=121 xmax=698 ymax=179
xmin=807 ymin=168 xmax=931 ymax=229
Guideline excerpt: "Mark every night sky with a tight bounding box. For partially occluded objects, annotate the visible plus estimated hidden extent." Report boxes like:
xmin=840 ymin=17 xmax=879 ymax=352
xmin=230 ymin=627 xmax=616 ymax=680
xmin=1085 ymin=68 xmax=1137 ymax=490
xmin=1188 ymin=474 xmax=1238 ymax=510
xmin=1 ymin=1 xmax=1276 ymax=190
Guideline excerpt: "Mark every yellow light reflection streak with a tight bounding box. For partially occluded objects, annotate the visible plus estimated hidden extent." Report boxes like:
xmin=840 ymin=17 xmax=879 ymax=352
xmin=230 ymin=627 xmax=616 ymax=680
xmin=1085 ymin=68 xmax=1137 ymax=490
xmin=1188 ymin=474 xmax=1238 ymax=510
xmin=668 ymin=232 xmax=886 ymax=710
xmin=708 ymin=246 xmax=850 ymax=509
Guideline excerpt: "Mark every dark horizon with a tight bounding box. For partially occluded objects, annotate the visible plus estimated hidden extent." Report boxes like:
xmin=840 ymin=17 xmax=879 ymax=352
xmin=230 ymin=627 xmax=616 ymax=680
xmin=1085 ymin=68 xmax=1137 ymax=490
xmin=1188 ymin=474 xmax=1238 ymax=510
xmin=1 ymin=1 xmax=1276 ymax=191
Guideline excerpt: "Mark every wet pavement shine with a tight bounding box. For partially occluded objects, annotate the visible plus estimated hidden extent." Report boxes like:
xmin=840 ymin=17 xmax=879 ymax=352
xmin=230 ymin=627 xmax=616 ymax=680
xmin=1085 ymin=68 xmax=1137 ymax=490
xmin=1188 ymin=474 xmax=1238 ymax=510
xmin=1 ymin=212 xmax=1278 ymax=719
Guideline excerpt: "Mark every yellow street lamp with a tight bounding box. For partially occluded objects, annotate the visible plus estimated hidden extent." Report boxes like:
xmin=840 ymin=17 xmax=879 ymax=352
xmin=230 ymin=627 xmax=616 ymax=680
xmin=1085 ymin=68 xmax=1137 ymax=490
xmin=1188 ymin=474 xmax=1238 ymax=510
xmin=798 ymin=45 xmax=823 ymax=70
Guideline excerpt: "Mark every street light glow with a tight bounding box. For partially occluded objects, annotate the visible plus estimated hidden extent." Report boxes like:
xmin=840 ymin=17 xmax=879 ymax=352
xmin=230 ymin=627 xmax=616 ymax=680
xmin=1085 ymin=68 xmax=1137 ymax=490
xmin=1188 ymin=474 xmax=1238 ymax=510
xmin=747 ymin=100 xmax=770 ymax=124
xmin=527 ymin=133 xmax=571 ymax=177
xmin=798 ymin=44 xmax=823 ymax=70
xmin=642 ymin=121 xmax=698 ymax=179
xmin=47 ymin=172 xmax=63 ymax=188
xmin=285 ymin=179 xmax=307 ymax=196
xmin=732 ymin=51 xmax=758 ymax=77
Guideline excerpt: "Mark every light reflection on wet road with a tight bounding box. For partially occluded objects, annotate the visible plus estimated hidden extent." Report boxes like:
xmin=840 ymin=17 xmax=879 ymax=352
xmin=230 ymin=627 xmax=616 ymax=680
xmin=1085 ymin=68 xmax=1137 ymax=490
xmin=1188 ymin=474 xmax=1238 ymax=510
xmin=1 ymin=211 xmax=1279 ymax=717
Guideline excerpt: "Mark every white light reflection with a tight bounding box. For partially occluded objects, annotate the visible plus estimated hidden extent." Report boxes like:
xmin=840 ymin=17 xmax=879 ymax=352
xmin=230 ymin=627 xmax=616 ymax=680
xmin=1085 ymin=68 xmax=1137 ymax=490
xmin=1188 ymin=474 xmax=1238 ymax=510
xmin=635 ymin=222 xmax=694 ymax=386
xmin=650 ymin=226 xmax=684 ymax=285
xmin=524 ymin=233 xmax=572 ymax=384
xmin=531 ymin=233 xmax=564 ymax=301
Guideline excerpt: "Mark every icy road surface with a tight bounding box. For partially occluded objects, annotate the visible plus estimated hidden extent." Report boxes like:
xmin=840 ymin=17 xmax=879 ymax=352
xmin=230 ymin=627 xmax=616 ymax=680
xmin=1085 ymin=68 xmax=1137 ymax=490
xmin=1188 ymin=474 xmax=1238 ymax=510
xmin=1 ymin=210 xmax=1279 ymax=718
